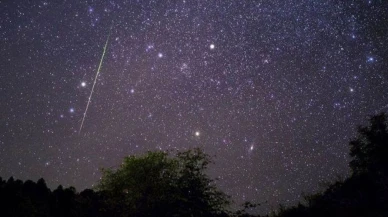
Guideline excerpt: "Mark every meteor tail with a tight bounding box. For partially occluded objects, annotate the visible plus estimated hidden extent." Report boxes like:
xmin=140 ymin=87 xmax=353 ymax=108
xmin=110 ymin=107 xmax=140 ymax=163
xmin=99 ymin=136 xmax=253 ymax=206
xmin=79 ymin=23 xmax=113 ymax=135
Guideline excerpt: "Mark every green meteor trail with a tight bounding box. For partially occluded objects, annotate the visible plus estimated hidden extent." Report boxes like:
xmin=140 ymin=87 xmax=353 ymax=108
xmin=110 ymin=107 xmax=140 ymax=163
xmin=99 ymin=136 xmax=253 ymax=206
xmin=79 ymin=24 xmax=113 ymax=134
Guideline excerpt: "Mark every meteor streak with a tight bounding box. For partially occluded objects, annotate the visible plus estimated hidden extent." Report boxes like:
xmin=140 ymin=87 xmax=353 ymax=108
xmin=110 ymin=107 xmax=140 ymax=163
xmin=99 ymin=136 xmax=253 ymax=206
xmin=79 ymin=24 xmax=113 ymax=134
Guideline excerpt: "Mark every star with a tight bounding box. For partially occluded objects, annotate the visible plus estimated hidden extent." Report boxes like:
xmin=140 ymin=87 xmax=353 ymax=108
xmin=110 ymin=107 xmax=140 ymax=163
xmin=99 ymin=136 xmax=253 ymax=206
xmin=69 ymin=108 xmax=75 ymax=113
xmin=210 ymin=44 xmax=215 ymax=50
xmin=81 ymin=82 xmax=86 ymax=87
xmin=367 ymin=57 xmax=375 ymax=62
xmin=195 ymin=131 xmax=200 ymax=137
xmin=158 ymin=53 xmax=163 ymax=58
xmin=146 ymin=44 xmax=154 ymax=52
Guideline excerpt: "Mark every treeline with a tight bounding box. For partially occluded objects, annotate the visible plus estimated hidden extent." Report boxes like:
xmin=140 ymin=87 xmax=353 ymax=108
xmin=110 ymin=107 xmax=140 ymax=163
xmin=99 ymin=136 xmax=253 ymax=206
xmin=0 ymin=177 xmax=113 ymax=217
xmin=0 ymin=149 xmax=232 ymax=217
xmin=0 ymin=113 xmax=387 ymax=217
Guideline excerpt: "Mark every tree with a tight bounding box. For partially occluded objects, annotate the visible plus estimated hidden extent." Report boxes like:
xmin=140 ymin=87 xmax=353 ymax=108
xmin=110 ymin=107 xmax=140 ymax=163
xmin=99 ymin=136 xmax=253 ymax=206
xmin=96 ymin=148 xmax=230 ymax=217
xmin=272 ymin=113 xmax=388 ymax=217
xmin=349 ymin=113 xmax=388 ymax=176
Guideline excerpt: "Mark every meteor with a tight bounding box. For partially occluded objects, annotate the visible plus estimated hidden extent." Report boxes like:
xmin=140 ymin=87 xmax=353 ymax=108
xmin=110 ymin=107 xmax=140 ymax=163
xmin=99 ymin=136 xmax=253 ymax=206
xmin=79 ymin=23 xmax=113 ymax=134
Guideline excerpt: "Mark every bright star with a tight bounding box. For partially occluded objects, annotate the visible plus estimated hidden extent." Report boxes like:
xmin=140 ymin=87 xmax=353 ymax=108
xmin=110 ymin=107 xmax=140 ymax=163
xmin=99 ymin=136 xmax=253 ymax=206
xmin=158 ymin=53 xmax=163 ymax=58
xmin=195 ymin=131 xmax=200 ymax=137
xmin=70 ymin=108 xmax=75 ymax=113
xmin=81 ymin=82 xmax=86 ymax=87
xmin=210 ymin=44 xmax=215 ymax=50
xmin=367 ymin=57 xmax=375 ymax=62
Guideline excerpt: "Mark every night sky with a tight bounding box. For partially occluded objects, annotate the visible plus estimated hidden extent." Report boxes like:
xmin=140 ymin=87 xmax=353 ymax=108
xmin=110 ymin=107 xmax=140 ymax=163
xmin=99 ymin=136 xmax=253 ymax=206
xmin=1 ymin=0 xmax=388 ymax=211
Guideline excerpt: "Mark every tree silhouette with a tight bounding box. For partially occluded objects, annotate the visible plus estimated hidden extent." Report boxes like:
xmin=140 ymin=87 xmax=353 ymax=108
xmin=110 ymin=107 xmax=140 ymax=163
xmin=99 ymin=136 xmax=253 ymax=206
xmin=0 ymin=149 xmax=230 ymax=217
xmin=349 ymin=113 xmax=388 ymax=176
xmin=96 ymin=148 xmax=230 ymax=217
xmin=273 ymin=113 xmax=388 ymax=217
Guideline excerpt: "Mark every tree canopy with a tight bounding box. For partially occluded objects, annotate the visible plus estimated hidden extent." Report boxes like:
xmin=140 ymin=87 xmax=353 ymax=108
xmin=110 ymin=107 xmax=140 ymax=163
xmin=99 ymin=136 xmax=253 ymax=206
xmin=273 ymin=113 xmax=388 ymax=217
xmin=349 ymin=113 xmax=388 ymax=176
xmin=96 ymin=148 xmax=230 ymax=217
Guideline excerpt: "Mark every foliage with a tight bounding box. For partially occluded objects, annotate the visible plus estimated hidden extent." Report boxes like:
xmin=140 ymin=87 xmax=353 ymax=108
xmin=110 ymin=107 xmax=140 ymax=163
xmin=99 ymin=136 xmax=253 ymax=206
xmin=96 ymin=148 xmax=230 ymax=217
xmin=349 ymin=113 xmax=388 ymax=176
xmin=0 ymin=148 xmax=230 ymax=217
xmin=0 ymin=177 xmax=107 ymax=217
